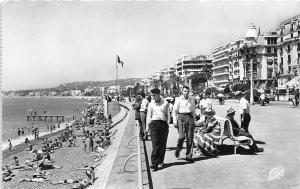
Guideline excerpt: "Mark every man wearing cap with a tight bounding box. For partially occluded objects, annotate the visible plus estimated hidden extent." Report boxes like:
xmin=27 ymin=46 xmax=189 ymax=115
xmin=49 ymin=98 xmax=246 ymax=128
xmin=226 ymin=106 xmax=263 ymax=153
xmin=173 ymin=86 xmax=196 ymax=162
xmin=239 ymin=92 xmax=251 ymax=133
xmin=146 ymin=88 xmax=170 ymax=171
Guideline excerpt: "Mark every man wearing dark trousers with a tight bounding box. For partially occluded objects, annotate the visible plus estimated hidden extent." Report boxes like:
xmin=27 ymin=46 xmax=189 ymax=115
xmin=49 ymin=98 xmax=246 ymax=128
xmin=173 ymin=86 xmax=196 ymax=162
xmin=239 ymin=92 xmax=251 ymax=133
xmin=146 ymin=88 xmax=170 ymax=171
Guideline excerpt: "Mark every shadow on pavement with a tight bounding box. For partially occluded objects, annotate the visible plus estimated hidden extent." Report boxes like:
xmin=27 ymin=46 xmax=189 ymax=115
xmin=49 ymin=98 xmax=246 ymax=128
xmin=158 ymin=160 xmax=194 ymax=170
xmin=218 ymin=144 xmax=258 ymax=156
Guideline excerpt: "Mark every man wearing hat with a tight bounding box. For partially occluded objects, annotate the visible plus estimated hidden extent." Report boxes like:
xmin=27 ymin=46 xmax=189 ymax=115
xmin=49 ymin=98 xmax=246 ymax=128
xmin=146 ymin=88 xmax=170 ymax=171
xmin=173 ymin=86 xmax=196 ymax=162
xmin=226 ymin=106 xmax=263 ymax=153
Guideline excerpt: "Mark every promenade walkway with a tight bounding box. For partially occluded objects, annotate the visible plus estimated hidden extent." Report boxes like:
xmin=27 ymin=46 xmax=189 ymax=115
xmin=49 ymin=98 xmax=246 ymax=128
xmin=145 ymin=101 xmax=300 ymax=189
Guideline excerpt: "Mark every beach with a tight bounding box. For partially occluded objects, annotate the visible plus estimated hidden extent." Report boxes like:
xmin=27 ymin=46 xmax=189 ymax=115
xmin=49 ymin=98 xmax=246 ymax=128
xmin=2 ymin=101 xmax=121 ymax=189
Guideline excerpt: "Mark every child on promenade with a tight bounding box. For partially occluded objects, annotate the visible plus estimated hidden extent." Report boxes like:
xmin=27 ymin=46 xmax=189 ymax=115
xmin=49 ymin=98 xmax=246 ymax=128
xmin=83 ymin=140 xmax=88 ymax=153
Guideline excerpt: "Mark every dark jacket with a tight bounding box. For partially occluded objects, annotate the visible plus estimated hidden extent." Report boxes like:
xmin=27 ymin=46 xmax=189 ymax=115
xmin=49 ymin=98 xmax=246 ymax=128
xmin=133 ymin=102 xmax=141 ymax=120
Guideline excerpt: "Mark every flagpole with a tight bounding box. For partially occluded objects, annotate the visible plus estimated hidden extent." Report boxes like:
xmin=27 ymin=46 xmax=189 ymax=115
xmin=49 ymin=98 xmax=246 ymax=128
xmin=116 ymin=56 xmax=118 ymax=97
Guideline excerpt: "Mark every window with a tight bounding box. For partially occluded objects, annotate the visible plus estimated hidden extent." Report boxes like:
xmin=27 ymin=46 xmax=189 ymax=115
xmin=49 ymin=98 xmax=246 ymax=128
xmin=291 ymin=33 xmax=293 ymax=38
xmin=267 ymin=47 xmax=272 ymax=53
xmin=288 ymin=55 xmax=291 ymax=64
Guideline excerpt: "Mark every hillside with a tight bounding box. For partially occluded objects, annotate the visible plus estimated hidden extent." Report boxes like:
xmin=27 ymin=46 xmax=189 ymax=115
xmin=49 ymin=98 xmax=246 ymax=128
xmin=56 ymin=78 xmax=143 ymax=91
xmin=4 ymin=78 xmax=143 ymax=93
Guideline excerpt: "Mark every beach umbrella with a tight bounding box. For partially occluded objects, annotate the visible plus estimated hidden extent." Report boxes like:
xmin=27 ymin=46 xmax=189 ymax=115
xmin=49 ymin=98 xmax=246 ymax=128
xmin=217 ymin=93 xmax=224 ymax=97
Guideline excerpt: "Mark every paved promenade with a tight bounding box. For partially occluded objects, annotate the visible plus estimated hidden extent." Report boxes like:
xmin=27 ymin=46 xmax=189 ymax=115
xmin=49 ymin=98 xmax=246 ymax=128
xmin=145 ymin=100 xmax=300 ymax=189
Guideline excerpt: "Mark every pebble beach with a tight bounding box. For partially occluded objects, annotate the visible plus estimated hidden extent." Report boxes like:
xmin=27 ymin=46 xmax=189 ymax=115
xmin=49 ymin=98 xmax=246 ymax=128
xmin=2 ymin=101 xmax=122 ymax=189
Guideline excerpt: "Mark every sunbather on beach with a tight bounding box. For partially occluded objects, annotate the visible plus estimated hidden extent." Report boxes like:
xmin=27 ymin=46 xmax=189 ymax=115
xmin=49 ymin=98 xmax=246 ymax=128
xmin=7 ymin=156 xmax=25 ymax=170
xmin=31 ymin=149 xmax=44 ymax=162
xmin=2 ymin=166 xmax=15 ymax=182
xmin=50 ymin=178 xmax=92 ymax=188
xmin=19 ymin=175 xmax=47 ymax=183
xmin=77 ymin=166 xmax=96 ymax=183
xmin=37 ymin=157 xmax=62 ymax=170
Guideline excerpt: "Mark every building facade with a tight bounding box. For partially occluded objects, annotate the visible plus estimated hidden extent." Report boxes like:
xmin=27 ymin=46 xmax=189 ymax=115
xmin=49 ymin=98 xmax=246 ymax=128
xmin=276 ymin=14 xmax=300 ymax=89
xmin=212 ymin=26 xmax=278 ymax=90
xmin=212 ymin=43 xmax=232 ymax=88
xmin=175 ymin=55 xmax=213 ymax=78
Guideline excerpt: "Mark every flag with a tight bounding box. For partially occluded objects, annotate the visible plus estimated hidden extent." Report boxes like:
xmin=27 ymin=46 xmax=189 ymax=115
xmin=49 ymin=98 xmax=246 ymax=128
xmin=116 ymin=55 xmax=124 ymax=67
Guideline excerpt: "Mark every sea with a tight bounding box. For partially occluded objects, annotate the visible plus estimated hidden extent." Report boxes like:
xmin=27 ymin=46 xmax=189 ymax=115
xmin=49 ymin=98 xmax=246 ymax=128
xmin=2 ymin=97 xmax=88 ymax=144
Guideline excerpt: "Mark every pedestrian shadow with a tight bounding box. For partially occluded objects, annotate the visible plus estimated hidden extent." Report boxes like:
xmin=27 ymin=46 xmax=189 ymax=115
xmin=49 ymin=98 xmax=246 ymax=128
xmin=158 ymin=160 xmax=194 ymax=170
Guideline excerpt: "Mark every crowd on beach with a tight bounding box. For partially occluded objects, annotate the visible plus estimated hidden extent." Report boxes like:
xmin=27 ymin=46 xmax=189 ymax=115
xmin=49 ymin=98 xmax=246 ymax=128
xmin=3 ymin=98 xmax=115 ymax=189
xmin=132 ymin=86 xmax=265 ymax=171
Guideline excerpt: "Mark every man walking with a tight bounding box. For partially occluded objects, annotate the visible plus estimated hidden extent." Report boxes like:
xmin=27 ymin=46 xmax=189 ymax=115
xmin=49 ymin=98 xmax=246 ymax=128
xmin=173 ymin=86 xmax=196 ymax=162
xmin=146 ymin=88 xmax=169 ymax=171
xmin=240 ymin=92 xmax=251 ymax=133
xmin=140 ymin=93 xmax=149 ymax=139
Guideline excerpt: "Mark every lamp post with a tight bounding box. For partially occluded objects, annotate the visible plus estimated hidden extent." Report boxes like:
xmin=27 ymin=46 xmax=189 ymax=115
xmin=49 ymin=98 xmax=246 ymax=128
xmin=245 ymin=23 xmax=258 ymax=105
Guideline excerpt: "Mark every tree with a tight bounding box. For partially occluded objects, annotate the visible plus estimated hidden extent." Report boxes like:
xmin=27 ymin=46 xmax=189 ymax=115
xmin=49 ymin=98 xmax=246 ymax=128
xmin=169 ymin=73 xmax=183 ymax=96
xmin=231 ymin=83 xmax=249 ymax=92
xmin=224 ymin=84 xmax=231 ymax=94
xmin=189 ymin=73 xmax=208 ymax=87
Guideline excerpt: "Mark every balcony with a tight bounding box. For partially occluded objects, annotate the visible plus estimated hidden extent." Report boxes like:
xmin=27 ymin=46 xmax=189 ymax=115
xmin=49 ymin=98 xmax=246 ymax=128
xmin=212 ymin=72 xmax=230 ymax=77
xmin=212 ymin=56 xmax=229 ymax=63
xmin=213 ymin=79 xmax=230 ymax=84
xmin=212 ymin=64 xmax=229 ymax=70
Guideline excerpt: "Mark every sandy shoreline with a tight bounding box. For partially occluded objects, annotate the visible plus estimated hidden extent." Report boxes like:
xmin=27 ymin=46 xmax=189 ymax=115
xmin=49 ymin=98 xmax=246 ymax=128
xmin=1 ymin=102 xmax=122 ymax=189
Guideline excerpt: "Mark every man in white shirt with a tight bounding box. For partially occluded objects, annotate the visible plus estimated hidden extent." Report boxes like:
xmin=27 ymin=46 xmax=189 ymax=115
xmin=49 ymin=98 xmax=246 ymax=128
xmin=146 ymin=88 xmax=169 ymax=171
xmin=173 ymin=86 xmax=196 ymax=162
xmin=140 ymin=93 xmax=149 ymax=139
xmin=239 ymin=92 xmax=251 ymax=133
xmin=260 ymin=92 xmax=266 ymax=106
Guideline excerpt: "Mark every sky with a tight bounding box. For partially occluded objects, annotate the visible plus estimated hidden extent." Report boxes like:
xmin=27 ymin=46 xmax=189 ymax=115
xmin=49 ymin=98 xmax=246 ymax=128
xmin=2 ymin=1 xmax=300 ymax=91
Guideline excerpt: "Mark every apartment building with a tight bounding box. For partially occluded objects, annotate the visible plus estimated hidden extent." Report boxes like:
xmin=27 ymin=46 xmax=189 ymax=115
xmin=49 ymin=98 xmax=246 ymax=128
xmin=212 ymin=43 xmax=232 ymax=88
xmin=175 ymin=55 xmax=212 ymax=78
xmin=213 ymin=24 xmax=278 ymax=89
xmin=276 ymin=14 xmax=300 ymax=88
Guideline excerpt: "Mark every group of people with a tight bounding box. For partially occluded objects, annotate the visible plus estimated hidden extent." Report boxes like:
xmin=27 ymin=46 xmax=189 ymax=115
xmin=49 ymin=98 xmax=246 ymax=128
xmin=3 ymin=99 xmax=111 ymax=188
xmin=288 ymin=88 xmax=300 ymax=107
xmin=136 ymin=86 xmax=264 ymax=171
